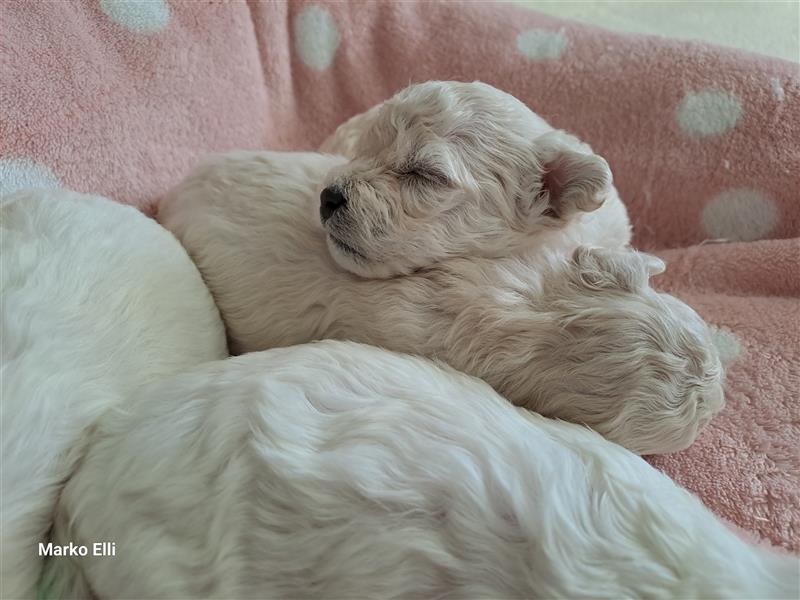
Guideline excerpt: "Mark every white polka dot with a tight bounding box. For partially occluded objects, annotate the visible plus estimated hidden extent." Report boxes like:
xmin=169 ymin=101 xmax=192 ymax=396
xmin=517 ymin=29 xmax=568 ymax=60
xmin=294 ymin=5 xmax=340 ymax=71
xmin=709 ymin=326 xmax=742 ymax=367
xmin=0 ymin=159 xmax=61 ymax=197
xmin=702 ymin=188 xmax=779 ymax=242
xmin=770 ymin=77 xmax=785 ymax=102
xmin=676 ymin=89 xmax=742 ymax=137
xmin=100 ymin=0 xmax=170 ymax=34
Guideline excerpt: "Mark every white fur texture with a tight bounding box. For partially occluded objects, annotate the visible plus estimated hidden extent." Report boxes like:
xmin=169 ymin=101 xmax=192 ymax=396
xmin=158 ymin=150 xmax=723 ymax=455
xmin=316 ymin=81 xmax=631 ymax=278
xmin=0 ymin=189 xmax=227 ymax=598
xmin=49 ymin=341 xmax=797 ymax=599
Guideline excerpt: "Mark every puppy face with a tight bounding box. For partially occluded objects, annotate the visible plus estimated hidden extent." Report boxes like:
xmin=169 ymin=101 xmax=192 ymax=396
xmin=321 ymin=81 xmax=613 ymax=278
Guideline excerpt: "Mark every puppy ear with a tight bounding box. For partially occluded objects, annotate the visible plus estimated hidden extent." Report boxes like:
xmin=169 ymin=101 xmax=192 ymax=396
xmin=535 ymin=132 xmax=612 ymax=219
xmin=571 ymin=246 xmax=665 ymax=292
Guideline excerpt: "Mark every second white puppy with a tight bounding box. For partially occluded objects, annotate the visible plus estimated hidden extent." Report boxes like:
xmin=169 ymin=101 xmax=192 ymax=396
xmin=46 ymin=341 xmax=795 ymax=599
xmin=158 ymin=149 xmax=723 ymax=455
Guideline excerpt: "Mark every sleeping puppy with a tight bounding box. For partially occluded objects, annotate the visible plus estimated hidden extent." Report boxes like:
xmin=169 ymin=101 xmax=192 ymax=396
xmin=158 ymin=148 xmax=723 ymax=455
xmin=45 ymin=342 xmax=796 ymax=599
xmin=317 ymin=80 xmax=633 ymax=278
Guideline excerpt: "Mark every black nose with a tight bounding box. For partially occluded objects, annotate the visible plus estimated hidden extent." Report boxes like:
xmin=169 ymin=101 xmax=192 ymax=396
xmin=320 ymin=186 xmax=347 ymax=222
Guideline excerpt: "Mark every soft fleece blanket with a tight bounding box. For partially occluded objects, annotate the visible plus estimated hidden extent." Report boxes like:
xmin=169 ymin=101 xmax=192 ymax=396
xmin=1 ymin=1 xmax=798 ymax=552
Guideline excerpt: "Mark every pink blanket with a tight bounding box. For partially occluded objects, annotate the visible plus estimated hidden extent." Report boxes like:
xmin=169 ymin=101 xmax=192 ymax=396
xmin=2 ymin=1 xmax=798 ymax=552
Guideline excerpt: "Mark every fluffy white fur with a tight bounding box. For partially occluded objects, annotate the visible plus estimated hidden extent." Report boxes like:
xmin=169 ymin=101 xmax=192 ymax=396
xmin=158 ymin=150 xmax=723 ymax=455
xmin=317 ymin=81 xmax=631 ymax=278
xmin=0 ymin=189 xmax=227 ymax=599
xmin=48 ymin=341 xmax=798 ymax=599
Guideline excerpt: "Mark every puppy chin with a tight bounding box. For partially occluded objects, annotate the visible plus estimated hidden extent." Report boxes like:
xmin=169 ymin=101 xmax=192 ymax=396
xmin=325 ymin=236 xmax=407 ymax=279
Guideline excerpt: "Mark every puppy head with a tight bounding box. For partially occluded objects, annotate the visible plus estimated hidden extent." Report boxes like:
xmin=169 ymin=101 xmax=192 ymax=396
xmin=320 ymin=81 xmax=612 ymax=278
xmin=460 ymin=247 xmax=724 ymax=455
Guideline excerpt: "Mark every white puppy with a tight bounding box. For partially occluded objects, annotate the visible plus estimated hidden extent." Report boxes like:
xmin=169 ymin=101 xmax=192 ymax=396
xmin=1 ymin=189 xmax=226 ymax=598
xmin=46 ymin=341 xmax=797 ymax=599
xmin=158 ymin=151 xmax=722 ymax=455
xmin=315 ymin=81 xmax=631 ymax=278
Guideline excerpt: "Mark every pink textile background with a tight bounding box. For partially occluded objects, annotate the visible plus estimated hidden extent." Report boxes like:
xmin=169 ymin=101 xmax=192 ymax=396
xmin=1 ymin=0 xmax=797 ymax=551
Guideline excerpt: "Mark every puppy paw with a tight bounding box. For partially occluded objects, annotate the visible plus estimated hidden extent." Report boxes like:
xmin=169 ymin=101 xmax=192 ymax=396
xmin=571 ymin=246 xmax=665 ymax=292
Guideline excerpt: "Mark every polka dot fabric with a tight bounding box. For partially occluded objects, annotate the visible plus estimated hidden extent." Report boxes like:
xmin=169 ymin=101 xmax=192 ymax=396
xmin=1 ymin=0 xmax=798 ymax=552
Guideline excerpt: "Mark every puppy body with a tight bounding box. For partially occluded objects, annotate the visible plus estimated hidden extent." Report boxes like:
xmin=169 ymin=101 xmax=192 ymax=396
xmin=158 ymin=151 xmax=723 ymax=455
xmin=48 ymin=342 xmax=797 ymax=599
xmin=1 ymin=190 xmax=226 ymax=598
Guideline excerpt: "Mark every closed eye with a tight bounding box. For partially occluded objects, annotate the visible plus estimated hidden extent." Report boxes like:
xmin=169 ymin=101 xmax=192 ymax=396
xmin=398 ymin=163 xmax=451 ymax=187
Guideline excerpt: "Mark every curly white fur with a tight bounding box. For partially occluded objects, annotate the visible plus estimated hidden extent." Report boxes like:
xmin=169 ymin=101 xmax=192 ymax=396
xmin=0 ymin=189 xmax=227 ymax=598
xmin=158 ymin=149 xmax=723 ymax=455
xmin=317 ymin=81 xmax=631 ymax=278
xmin=47 ymin=342 xmax=797 ymax=599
